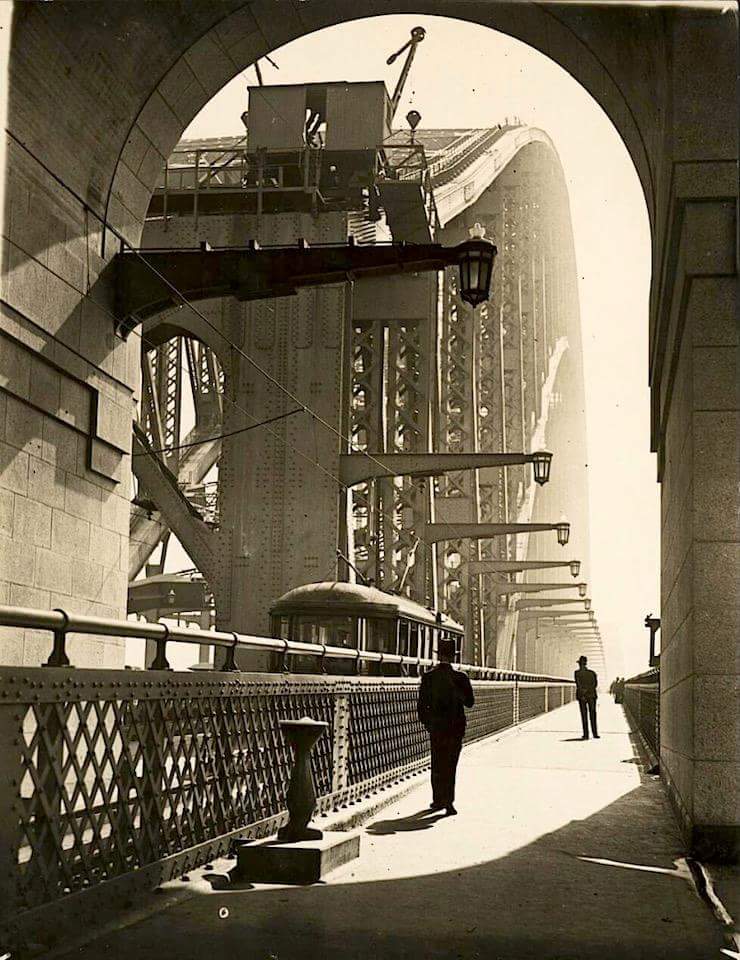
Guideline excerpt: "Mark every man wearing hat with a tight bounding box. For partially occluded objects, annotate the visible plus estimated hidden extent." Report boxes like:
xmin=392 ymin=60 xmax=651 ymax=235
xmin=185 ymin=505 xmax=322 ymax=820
xmin=417 ymin=637 xmax=475 ymax=815
xmin=574 ymin=655 xmax=599 ymax=739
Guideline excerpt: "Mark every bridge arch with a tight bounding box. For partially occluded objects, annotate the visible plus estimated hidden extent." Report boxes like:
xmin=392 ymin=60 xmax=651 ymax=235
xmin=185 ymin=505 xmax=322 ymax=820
xmin=3 ymin=0 xmax=737 ymax=863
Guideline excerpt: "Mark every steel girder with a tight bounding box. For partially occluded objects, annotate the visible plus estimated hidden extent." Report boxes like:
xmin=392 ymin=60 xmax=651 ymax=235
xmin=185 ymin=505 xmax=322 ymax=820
xmin=131 ymin=335 xmax=224 ymax=580
xmin=347 ymin=308 xmax=434 ymax=601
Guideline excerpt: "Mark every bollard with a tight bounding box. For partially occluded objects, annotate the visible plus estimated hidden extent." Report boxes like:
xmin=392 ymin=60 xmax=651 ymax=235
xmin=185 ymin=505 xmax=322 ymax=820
xmin=277 ymin=717 xmax=328 ymax=842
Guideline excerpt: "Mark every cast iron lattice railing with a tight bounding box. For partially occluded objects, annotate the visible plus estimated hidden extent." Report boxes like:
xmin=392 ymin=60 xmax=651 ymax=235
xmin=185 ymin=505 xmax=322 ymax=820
xmin=623 ymin=669 xmax=660 ymax=759
xmin=0 ymin=604 xmax=574 ymax=943
xmin=519 ymin=683 xmax=547 ymax=722
xmin=0 ymin=670 xmax=575 ymax=933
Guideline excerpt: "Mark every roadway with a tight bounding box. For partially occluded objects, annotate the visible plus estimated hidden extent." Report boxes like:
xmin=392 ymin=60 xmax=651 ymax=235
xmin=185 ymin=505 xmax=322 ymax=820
xmin=60 ymin=699 xmax=728 ymax=959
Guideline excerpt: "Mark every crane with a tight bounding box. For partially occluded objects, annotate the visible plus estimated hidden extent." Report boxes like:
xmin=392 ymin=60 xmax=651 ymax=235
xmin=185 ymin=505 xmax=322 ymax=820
xmin=386 ymin=26 xmax=426 ymax=120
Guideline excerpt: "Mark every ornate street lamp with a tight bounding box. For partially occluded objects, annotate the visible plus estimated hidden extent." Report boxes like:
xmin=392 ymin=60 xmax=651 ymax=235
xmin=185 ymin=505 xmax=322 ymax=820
xmin=578 ymin=582 xmax=588 ymax=598
xmin=569 ymin=560 xmax=581 ymax=578
xmin=555 ymin=519 xmax=570 ymax=546
xmin=531 ymin=451 xmax=552 ymax=486
xmin=457 ymin=223 xmax=497 ymax=307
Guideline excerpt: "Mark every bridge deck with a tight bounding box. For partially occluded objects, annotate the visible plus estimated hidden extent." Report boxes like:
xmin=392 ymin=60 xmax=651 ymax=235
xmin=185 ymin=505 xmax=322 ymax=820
xmin=64 ymin=700 xmax=725 ymax=959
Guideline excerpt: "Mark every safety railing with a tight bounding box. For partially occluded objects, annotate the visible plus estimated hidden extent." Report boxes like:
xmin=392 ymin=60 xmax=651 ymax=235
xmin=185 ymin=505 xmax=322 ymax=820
xmin=0 ymin=604 xmax=567 ymax=681
xmin=623 ymin=668 xmax=660 ymax=760
xmin=0 ymin=604 xmax=574 ymax=946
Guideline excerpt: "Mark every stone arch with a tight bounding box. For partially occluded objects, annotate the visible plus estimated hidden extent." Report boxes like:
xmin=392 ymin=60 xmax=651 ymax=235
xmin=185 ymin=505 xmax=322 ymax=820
xmin=105 ymin=2 xmax=661 ymax=246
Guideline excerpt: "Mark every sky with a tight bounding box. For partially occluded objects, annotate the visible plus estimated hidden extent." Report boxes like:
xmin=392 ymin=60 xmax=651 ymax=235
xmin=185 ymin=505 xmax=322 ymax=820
xmin=160 ymin=14 xmax=658 ymax=678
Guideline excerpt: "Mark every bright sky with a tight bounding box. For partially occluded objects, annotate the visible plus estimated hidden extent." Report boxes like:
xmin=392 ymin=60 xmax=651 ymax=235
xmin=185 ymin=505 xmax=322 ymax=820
xmin=172 ymin=14 xmax=658 ymax=678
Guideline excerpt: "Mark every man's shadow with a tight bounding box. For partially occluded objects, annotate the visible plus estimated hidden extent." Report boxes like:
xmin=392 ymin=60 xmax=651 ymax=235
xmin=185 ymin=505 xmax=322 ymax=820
xmin=366 ymin=808 xmax=446 ymax=835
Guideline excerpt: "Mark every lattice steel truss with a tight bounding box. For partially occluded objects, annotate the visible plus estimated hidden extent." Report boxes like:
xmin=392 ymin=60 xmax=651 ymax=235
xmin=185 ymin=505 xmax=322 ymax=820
xmin=135 ymin=336 xmax=224 ymax=573
xmin=435 ymin=266 xmax=483 ymax=659
xmin=348 ymin=316 xmax=433 ymax=601
xmin=431 ymin=157 xmax=568 ymax=667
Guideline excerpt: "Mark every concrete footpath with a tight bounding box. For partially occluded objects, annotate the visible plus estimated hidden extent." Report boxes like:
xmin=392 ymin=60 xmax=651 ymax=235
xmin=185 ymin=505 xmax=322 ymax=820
xmin=63 ymin=699 xmax=730 ymax=960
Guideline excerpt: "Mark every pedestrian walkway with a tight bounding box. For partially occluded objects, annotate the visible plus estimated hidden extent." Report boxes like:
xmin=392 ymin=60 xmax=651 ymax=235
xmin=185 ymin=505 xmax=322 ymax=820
xmin=63 ymin=700 xmax=728 ymax=960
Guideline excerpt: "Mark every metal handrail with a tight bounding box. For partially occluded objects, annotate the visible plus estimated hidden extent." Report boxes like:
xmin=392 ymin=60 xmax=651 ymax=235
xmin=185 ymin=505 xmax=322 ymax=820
xmin=0 ymin=603 xmax=572 ymax=682
xmin=624 ymin=668 xmax=659 ymax=685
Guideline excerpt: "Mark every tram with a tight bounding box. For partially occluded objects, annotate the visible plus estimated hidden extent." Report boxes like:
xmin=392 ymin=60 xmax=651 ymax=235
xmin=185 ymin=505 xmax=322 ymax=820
xmin=269 ymin=581 xmax=464 ymax=675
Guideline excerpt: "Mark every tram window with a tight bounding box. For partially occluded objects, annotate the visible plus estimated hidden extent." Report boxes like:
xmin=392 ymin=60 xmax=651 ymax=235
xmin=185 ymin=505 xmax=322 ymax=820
xmin=294 ymin=614 xmax=355 ymax=647
xmin=421 ymin=625 xmax=431 ymax=661
xmin=408 ymin=622 xmax=419 ymax=659
xmin=398 ymin=619 xmax=410 ymax=657
xmin=367 ymin=618 xmax=395 ymax=653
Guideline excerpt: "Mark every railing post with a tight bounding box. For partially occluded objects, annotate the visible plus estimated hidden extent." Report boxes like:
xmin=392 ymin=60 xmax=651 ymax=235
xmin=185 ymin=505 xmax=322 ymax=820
xmin=147 ymin=625 xmax=171 ymax=671
xmin=222 ymin=634 xmax=239 ymax=672
xmin=543 ymin=683 xmax=549 ymax=713
xmin=193 ymin=149 xmax=200 ymax=233
xmin=163 ymin=159 xmax=169 ymax=232
xmin=0 ymin=702 xmax=22 ymax=925
xmin=43 ymin=610 xmax=71 ymax=668
xmin=331 ymin=685 xmax=351 ymax=796
xmin=37 ymin=697 xmax=64 ymax=898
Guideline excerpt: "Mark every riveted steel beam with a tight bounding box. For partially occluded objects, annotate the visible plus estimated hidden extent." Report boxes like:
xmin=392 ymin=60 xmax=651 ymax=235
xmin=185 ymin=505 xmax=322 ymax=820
xmin=485 ymin=581 xmax=587 ymax=595
xmin=470 ymin=560 xmax=579 ymax=575
xmin=425 ymin=522 xmax=564 ymax=543
xmin=340 ymin=451 xmax=539 ymax=486
xmin=115 ymin=242 xmax=464 ymax=337
xmin=516 ymin=597 xmax=590 ymax=608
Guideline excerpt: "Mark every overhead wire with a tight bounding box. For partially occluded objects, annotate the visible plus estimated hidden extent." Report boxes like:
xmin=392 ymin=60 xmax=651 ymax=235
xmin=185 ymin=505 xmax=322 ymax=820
xmin=131 ymin=407 xmax=304 ymax=456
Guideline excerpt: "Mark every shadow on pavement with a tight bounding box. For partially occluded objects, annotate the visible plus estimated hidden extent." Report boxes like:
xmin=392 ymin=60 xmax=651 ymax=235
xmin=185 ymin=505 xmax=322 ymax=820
xmin=53 ymin=705 xmax=726 ymax=960
xmin=59 ymin=725 xmax=726 ymax=960
xmin=366 ymin=808 xmax=446 ymax=835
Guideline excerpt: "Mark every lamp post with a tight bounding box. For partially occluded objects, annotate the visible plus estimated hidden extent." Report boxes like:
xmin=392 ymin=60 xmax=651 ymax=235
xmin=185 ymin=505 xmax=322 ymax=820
xmin=516 ymin=597 xmax=590 ymax=609
xmin=644 ymin=613 xmax=661 ymax=667
xmin=339 ymin=450 xmax=553 ymax=486
xmin=425 ymin=522 xmax=572 ymax=546
xmin=486 ymin=581 xmax=588 ymax=596
xmin=116 ymin=235 xmax=499 ymax=337
xmin=466 ymin=559 xmax=581 ymax=577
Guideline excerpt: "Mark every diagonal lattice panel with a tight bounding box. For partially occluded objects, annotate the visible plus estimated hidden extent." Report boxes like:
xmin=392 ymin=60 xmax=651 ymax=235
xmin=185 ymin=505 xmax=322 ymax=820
xmin=518 ymin=684 xmax=547 ymax=721
xmin=345 ymin=684 xmax=428 ymax=785
xmin=465 ymin=684 xmax=515 ymax=741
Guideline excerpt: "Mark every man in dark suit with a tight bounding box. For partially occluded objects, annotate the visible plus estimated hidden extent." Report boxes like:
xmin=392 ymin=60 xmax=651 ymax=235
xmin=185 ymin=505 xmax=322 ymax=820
xmin=575 ymin=655 xmax=599 ymax=739
xmin=417 ymin=637 xmax=474 ymax=815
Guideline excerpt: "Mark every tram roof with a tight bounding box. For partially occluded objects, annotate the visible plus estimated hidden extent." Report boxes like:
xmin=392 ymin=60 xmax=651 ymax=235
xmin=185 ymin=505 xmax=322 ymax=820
xmin=271 ymin=581 xmax=464 ymax=633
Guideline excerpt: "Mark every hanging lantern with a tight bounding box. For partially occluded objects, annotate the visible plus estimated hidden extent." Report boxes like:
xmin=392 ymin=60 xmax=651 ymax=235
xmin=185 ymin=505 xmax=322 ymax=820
xmin=531 ymin=451 xmax=552 ymax=486
xmin=584 ymin=599 xmax=592 ymax=611
xmin=569 ymin=560 xmax=581 ymax=578
xmin=579 ymin=582 xmax=588 ymax=598
xmin=457 ymin=223 xmax=497 ymax=308
xmin=555 ymin=519 xmax=570 ymax=546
